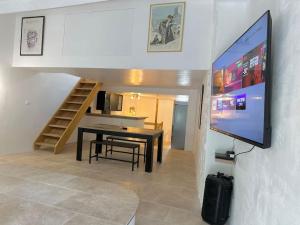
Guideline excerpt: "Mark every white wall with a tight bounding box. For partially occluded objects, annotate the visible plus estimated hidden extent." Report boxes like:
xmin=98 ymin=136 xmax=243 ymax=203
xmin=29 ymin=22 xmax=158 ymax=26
xmin=157 ymin=98 xmax=174 ymax=144
xmin=198 ymin=0 xmax=270 ymax=188
xmin=192 ymin=74 xmax=207 ymax=202
xmin=230 ymin=1 xmax=300 ymax=224
xmin=122 ymin=95 xmax=158 ymax=122
xmin=12 ymin=0 xmax=213 ymax=70
xmin=1 ymin=72 xmax=79 ymax=154
xmin=0 ymin=14 xmax=80 ymax=154
xmin=197 ymin=0 xmax=300 ymax=224
xmin=193 ymin=0 xmax=249 ymax=204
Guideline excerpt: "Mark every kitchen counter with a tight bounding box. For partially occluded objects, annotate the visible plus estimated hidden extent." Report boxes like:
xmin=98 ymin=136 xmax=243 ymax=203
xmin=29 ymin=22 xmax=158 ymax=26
xmin=68 ymin=113 xmax=147 ymax=143
xmin=86 ymin=113 xmax=147 ymax=120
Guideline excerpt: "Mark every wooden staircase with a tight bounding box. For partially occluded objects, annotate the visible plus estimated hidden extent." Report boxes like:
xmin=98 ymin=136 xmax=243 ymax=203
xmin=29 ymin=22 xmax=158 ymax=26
xmin=34 ymin=79 xmax=101 ymax=154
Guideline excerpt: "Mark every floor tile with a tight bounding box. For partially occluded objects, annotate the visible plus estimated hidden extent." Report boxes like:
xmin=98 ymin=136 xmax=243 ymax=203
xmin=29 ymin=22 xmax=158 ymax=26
xmin=63 ymin=214 xmax=120 ymax=225
xmin=0 ymin=175 xmax=27 ymax=194
xmin=0 ymin=194 xmax=74 ymax=225
xmin=136 ymin=201 xmax=170 ymax=221
xmin=6 ymin=181 xmax=78 ymax=205
xmin=56 ymin=192 xmax=136 ymax=224
xmin=0 ymin=143 xmax=205 ymax=224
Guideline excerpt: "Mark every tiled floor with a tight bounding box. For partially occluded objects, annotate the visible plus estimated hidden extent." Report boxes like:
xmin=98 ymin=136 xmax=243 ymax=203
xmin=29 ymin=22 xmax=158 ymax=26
xmin=0 ymin=143 xmax=206 ymax=225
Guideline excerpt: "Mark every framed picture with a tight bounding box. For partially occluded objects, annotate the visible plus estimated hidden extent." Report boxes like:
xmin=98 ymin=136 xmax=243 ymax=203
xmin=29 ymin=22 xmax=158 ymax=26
xmin=199 ymin=84 xmax=204 ymax=129
xmin=20 ymin=16 xmax=45 ymax=56
xmin=147 ymin=2 xmax=185 ymax=52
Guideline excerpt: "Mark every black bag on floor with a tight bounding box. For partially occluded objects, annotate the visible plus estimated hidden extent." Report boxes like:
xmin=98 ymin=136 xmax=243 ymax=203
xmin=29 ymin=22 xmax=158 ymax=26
xmin=201 ymin=172 xmax=233 ymax=225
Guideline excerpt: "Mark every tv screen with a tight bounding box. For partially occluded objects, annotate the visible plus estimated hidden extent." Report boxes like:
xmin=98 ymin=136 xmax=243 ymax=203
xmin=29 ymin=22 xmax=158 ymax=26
xmin=210 ymin=11 xmax=272 ymax=148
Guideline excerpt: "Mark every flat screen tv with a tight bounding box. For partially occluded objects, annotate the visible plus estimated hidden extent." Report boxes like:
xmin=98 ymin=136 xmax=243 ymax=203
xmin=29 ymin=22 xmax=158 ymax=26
xmin=210 ymin=11 xmax=272 ymax=148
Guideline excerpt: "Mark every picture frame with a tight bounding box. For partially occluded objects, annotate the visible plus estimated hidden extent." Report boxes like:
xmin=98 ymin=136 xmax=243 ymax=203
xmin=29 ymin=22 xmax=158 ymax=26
xmin=199 ymin=84 xmax=205 ymax=129
xmin=20 ymin=16 xmax=45 ymax=56
xmin=147 ymin=2 xmax=185 ymax=52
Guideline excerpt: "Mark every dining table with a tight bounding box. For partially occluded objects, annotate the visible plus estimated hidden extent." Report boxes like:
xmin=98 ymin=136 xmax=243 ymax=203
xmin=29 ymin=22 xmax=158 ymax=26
xmin=76 ymin=124 xmax=164 ymax=173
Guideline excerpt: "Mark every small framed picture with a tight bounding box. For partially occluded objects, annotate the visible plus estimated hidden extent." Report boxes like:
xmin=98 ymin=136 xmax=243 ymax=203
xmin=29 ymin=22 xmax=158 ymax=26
xmin=20 ymin=16 xmax=45 ymax=56
xmin=147 ymin=2 xmax=185 ymax=52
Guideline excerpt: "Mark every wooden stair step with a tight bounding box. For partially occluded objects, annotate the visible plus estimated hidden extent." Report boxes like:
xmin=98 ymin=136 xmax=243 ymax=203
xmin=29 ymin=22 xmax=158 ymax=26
xmin=80 ymin=81 xmax=96 ymax=84
xmin=76 ymin=87 xmax=93 ymax=91
xmin=42 ymin=133 xmax=61 ymax=138
xmin=60 ymin=108 xmax=78 ymax=112
xmin=55 ymin=116 xmax=73 ymax=120
xmin=71 ymin=94 xmax=88 ymax=97
xmin=66 ymin=101 xmax=83 ymax=105
xmin=48 ymin=124 xmax=68 ymax=129
xmin=35 ymin=142 xmax=56 ymax=148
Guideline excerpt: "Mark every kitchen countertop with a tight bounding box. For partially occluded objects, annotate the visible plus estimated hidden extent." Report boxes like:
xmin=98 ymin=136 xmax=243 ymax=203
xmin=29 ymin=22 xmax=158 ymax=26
xmin=86 ymin=113 xmax=147 ymax=120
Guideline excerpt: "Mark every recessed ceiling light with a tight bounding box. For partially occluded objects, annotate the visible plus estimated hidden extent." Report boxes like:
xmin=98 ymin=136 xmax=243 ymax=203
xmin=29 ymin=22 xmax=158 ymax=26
xmin=129 ymin=69 xmax=143 ymax=85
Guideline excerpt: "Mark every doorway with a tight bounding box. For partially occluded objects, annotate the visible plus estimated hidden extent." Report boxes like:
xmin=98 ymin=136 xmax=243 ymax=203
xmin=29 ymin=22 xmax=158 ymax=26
xmin=171 ymin=101 xmax=188 ymax=150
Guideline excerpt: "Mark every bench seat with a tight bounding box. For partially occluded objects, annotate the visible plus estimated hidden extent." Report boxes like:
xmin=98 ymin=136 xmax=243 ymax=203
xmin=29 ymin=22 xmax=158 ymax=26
xmin=106 ymin=136 xmax=147 ymax=162
xmin=89 ymin=139 xmax=140 ymax=171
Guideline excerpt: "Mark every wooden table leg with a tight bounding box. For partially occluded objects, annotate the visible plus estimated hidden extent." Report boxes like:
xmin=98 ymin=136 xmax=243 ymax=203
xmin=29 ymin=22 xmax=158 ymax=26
xmin=145 ymin=137 xmax=154 ymax=173
xmin=76 ymin=128 xmax=84 ymax=161
xmin=157 ymin=131 xmax=163 ymax=163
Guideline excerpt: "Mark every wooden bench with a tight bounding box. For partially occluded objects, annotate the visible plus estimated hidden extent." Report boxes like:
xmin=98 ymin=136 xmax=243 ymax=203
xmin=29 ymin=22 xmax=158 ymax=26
xmin=89 ymin=140 xmax=140 ymax=171
xmin=106 ymin=136 xmax=147 ymax=162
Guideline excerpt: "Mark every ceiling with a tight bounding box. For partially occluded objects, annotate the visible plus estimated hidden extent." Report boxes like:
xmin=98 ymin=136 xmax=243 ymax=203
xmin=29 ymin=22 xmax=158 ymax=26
xmin=28 ymin=68 xmax=207 ymax=89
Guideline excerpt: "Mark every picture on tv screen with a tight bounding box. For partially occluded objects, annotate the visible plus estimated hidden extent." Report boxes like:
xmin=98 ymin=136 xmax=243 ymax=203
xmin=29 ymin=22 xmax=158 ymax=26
xmin=211 ymin=11 xmax=271 ymax=148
